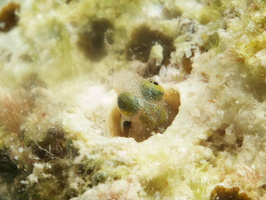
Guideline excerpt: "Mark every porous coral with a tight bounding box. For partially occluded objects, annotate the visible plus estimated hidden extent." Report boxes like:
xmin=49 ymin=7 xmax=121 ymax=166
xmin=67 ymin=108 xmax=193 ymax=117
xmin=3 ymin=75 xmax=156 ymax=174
xmin=0 ymin=0 xmax=265 ymax=199
xmin=210 ymin=185 xmax=252 ymax=200
xmin=0 ymin=2 xmax=20 ymax=32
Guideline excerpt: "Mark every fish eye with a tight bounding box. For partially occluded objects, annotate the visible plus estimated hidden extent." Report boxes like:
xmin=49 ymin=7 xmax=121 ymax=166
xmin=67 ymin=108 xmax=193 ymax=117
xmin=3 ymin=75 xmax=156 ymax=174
xmin=148 ymin=80 xmax=158 ymax=85
xmin=118 ymin=99 xmax=127 ymax=110
xmin=117 ymin=92 xmax=139 ymax=116
xmin=141 ymin=80 xmax=164 ymax=100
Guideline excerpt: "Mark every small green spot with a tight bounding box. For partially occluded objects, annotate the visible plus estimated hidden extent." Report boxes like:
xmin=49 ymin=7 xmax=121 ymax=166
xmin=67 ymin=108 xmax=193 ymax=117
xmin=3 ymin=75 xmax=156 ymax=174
xmin=140 ymin=80 xmax=164 ymax=100
xmin=91 ymin=171 xmax=107 ymax=186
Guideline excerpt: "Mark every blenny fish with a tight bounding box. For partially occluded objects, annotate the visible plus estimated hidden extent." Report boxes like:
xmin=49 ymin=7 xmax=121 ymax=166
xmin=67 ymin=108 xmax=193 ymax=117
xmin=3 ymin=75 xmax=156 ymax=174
xmin=110 ymin=71 xmax=180 ymax=142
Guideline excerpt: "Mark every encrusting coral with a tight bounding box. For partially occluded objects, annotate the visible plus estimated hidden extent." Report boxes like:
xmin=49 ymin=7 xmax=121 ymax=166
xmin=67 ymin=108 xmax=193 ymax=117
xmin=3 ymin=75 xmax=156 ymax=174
xmin=0 ymin=2 xmax=20 ymax=32
xmin=210 ymin=185 xmax=252 ymax=200
xmin=0 ymin=0 xmax=265 ymax=199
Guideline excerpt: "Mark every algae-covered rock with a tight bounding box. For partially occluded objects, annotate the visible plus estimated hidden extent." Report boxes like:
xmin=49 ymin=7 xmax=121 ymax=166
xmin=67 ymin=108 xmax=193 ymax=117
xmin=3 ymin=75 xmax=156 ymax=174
xmin=0 ymin=0 xmax=265 ymax=199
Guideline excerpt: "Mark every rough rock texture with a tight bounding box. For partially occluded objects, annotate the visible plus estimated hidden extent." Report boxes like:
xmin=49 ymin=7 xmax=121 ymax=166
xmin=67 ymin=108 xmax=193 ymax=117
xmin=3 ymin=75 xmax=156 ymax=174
xmin=0 ymin=0 xmax=265 ymax=199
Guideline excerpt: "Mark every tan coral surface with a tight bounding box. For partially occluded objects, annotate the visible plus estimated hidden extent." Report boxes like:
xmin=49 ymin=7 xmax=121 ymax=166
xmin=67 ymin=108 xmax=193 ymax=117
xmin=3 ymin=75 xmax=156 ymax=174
xmin=0 ymin=0 xmax=265 ymax=199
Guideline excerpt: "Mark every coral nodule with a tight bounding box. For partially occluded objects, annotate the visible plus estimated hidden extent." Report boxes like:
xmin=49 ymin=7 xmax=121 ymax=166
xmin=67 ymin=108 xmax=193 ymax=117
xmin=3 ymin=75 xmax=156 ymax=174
xmin=210 ymin=185 xmax=253 ymax=200
xmin=0 ymin=2 xmax=20 ymax=33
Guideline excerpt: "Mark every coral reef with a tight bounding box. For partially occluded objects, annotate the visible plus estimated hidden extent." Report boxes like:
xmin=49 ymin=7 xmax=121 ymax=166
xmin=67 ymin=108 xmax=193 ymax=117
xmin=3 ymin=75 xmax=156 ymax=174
xmin=0 ymin=0 xmax=265 ymax=199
